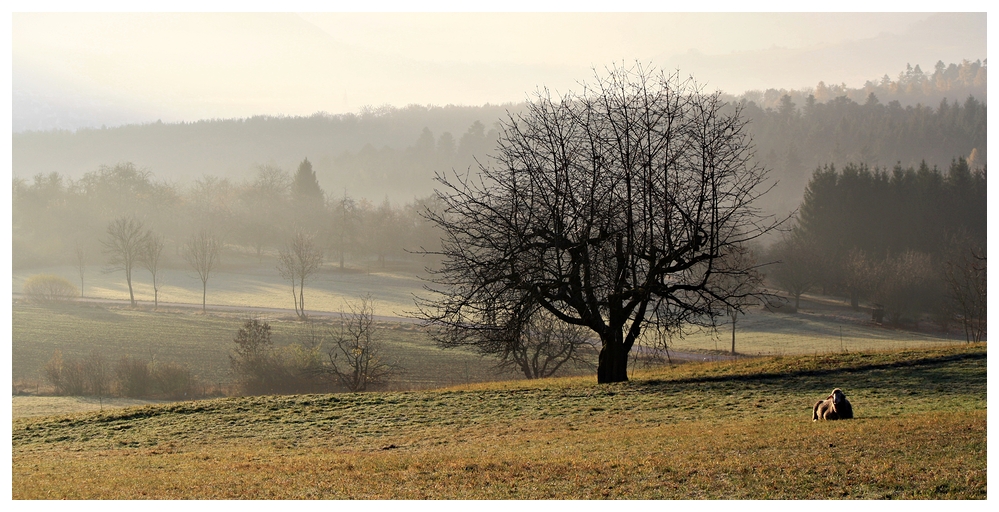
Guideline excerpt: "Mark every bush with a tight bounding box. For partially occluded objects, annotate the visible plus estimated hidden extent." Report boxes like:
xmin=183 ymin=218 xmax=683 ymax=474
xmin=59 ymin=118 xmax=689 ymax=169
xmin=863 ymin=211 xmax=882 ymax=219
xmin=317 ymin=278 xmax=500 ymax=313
xmin=23 ymin=274 xmax=78 ymax=303
xmin=229 ymin=319 xmax=336 ymax=395
xmin=43 ymin=350 xmax=106 ymax=396
xmin=115 ymin=356 xmax=152 ymax=398
xmin=45 ymin=350 xmax=200 ymax=399
xmin=152 ymin=361 xmax=196 ymax=400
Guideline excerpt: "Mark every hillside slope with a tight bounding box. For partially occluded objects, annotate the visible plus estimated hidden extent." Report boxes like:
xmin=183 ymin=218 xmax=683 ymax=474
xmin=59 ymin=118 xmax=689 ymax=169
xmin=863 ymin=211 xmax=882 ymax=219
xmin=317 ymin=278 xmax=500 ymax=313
xmin=13 ymin=344 xmax=986 ymax=499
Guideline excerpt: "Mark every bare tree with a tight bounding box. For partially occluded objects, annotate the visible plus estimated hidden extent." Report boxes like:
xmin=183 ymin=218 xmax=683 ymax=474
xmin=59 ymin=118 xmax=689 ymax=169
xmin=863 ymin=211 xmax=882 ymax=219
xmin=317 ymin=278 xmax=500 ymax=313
xmin=945 ymin=247 xmax=986 ymax=342
xmin=102 ymin=215 xmax=149 ymax=306
xmin=714 ymin=245 xmax=765 ymax=355
xmin=140 ymin=232 xmax=165 ymax=309
xmin=330 ymin=191 xmax=357 ymax=269
xmin=768 ymin=232 xmax=816 ymax=311
xmin=326 ymin=296 xmax=401 ymax=391
xmin=870 ymin=251 xmax=936 ymax=327
xmin=184 ymin=229 xmax=223 ymax=311
xmin=416 ymin=64 xmax=777 ymax=383
xmin=74 ymin=241 xmax=86 ymax=297
xmin=277 ymin=231 xmax=324 ymax=318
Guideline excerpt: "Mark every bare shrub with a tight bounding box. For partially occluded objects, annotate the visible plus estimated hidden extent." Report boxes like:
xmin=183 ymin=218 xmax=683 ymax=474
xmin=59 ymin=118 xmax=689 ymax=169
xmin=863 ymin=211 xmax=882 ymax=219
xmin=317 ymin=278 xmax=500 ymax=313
xmin=228 ymin=318 xmax=334 ymax=395
xmin=325 ymin=297 xmax=402 ymax=392
xmin=152 ymin=361 xmax=195 ymax=399
xmin=82 ymin=351 xmax=111 ymax=399
xmin=115 ymin=356 xmax=152 ymax=398
xmin=23 ymin=274 xmax=78 ymax=303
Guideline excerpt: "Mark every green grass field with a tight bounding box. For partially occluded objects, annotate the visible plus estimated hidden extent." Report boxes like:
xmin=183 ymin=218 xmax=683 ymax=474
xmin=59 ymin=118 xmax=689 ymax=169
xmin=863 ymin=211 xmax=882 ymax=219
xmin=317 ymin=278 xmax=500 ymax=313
xmin=12 ymin=343 xmax=986 ymax=499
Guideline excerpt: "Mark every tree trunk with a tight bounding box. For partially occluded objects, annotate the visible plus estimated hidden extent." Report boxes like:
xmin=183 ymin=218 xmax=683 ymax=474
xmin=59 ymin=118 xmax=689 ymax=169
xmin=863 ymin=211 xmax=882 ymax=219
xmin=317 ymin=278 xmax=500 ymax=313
xmin=596 ymin=333 xmax=629 ymax=383
xmin=202 ymin=282 xmax=207 ymax=311
xmin=731 ymin=311 xmax=737 ymax=355
xmin=126 ymin=272 xmax=135 ymax=306
xmin=297 ymin=278 xmax=306 ymax=318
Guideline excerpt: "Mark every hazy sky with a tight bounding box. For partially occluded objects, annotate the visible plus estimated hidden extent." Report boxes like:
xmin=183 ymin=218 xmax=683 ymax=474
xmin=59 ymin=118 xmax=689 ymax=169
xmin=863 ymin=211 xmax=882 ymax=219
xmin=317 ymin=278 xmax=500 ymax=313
xmin=10 ymin=10 xmax=988 ymax=131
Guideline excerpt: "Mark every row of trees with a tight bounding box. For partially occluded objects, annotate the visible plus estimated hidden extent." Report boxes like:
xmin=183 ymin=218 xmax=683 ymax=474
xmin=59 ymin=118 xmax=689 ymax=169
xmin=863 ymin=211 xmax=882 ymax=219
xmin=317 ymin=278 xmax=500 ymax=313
xmin=743 ymin=91 xmax=985 ymax=216
xmin=99 ymin=215 xmax=221 ymax=310
xmin=769 ymin=159 xmax=986 ymax=340
xmin=13 ymin=159 xmax=446 ymax=275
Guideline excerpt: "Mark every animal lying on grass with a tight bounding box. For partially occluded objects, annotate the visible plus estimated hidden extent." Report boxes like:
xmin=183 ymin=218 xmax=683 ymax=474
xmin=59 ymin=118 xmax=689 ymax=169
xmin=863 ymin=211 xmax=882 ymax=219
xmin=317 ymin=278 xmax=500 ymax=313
xmin=813 ymin=388 xmax=854 ymax=421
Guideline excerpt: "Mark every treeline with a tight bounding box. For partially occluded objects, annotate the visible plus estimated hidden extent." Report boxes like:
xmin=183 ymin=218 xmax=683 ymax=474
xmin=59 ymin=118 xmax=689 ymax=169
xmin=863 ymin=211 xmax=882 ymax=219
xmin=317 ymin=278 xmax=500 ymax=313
xmin=768 ymin=158 xmax=986 ymax=340
xmin=13 ymin=104 xmax=508 ymax=202
xmin=12 ymin=160 xmax=444 ymax=272
xmin=740 ymin=92 xmax=985 ymax=214
xmin=737 ymin=59 xmax=986 ymax=111
xmin=13 ymin=62 xmax=985 ymax=212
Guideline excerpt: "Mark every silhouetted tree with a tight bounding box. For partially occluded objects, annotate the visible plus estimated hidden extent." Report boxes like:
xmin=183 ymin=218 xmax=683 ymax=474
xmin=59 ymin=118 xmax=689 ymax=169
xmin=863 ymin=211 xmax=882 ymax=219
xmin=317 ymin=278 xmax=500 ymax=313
xmin=945 ymin=246 xmax=986 ymax=342
xmin=74 ymin=241 xmax=87 ymax=297
xmin=277 ymin=231 xmax=324 ymax=318
xmin=292 ymin=158 xmax=324 ymax=207
xmin=417 ymin=64 xmax=777 ymax=383
xmin=184 ymin=229 xmax=223 ymax=311
xmin=101 ymin=215 xmax=149 ymax=306
xmin=325 ymin=296 xmax=401 ymax=391
xmin=140 ymin=232 xmax=164 ymax=309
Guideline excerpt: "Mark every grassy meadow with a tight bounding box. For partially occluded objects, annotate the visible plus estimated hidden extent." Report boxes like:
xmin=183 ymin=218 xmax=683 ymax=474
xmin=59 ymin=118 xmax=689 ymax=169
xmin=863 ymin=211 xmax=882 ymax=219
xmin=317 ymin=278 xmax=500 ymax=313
xmin=14 ymin=259 xmax=969 ymax=397
xmin=12 ymin=343 xmax=986 ymax=499
xmin=12 ymin=301 xmax=525 ymax=393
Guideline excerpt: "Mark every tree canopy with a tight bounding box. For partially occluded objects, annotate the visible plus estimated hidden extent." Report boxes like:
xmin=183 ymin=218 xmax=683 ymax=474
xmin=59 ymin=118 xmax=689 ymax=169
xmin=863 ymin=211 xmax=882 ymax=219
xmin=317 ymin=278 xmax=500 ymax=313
xmin=418 ymin=64 xmax=777 ymax=383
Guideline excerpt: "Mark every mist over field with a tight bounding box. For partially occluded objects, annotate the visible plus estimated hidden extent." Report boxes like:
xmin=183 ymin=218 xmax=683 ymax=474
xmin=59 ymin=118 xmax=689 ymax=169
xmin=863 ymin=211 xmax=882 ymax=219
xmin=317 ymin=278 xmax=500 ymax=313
xmin=8 ymin=11 xmax=984 ymax=400
xmin=9 ymin=12 xmax=988 ymax=499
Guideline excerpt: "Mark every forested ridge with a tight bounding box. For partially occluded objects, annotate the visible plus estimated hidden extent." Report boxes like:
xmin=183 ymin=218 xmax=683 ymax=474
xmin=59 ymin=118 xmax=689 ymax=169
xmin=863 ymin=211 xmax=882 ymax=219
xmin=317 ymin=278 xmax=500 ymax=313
xmin=13 ymin=61 xmax=985 ymax=213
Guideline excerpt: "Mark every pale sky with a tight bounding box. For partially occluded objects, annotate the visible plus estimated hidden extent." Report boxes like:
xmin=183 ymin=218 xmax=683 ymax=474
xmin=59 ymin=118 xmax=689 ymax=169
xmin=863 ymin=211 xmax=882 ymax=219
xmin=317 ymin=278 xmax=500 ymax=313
xmin=9 ymin=9 xmax=989 ymax=131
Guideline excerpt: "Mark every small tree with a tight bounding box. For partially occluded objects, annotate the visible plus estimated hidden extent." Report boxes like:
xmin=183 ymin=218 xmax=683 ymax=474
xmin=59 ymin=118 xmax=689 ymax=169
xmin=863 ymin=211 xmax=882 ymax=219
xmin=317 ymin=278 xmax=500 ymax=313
xmin=184 ymin=229 xmax=223 ymax=311
xmin=230 ymin=318 xmax=277 ymax=395
xmin=945 ymin=247 xmax=986 ymax=342
xmin=433 ymin=293 xmax=595 ymax=379
xmin=102 ymin=215 xmax=149 ymax=306
xmin=503 ymin=306 xmax=596 ymax=379
xmin=870 ymin=251 xmax=936 ymax=327
xmin=714 ymin=245 xmax=765 ymax=355
xmin=768 ymin=232 xmax=816 ymax=311
xmin=74 ymin=241 xmax=86 ymax=297
xmin=45 ymin=350 xmax=87 ymax=396
xmin=277 ymin=231 xmax=324 ymax=318
xmin=140 ymin=232 xmax=165 ymax=309
xmin=326 ymin=297 xmax=401 ymax=392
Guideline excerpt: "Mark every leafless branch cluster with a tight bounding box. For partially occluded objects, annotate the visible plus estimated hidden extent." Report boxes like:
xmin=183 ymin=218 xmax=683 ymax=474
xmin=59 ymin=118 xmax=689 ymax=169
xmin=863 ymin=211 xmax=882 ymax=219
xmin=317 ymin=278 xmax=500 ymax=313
xmin=417 ymin=63 xmax=778 ymax=382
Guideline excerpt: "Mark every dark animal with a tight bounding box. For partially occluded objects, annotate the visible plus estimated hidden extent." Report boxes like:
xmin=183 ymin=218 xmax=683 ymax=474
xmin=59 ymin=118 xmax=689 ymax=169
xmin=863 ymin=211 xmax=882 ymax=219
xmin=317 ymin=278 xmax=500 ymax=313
xmin=812 ymin=388 xmax=853 ymax=421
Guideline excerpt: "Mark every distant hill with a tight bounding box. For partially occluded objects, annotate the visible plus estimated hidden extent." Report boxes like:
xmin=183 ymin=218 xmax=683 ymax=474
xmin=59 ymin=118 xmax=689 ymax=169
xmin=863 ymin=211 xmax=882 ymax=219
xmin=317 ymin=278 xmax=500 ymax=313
xmin=13 ymin=61 xmax=985 ymax=213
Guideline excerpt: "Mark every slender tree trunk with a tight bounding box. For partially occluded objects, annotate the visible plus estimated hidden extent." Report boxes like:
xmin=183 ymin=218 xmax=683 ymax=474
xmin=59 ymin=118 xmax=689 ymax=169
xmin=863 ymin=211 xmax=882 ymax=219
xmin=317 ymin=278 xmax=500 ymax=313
xmin=126 ymin=271 xmax=135 ymax=306
xmin=202 ymin=281 xmax=207 ymax=311
xmin=596 ymin=331 xmax=629 ymax=383
xmin=731 ymin=311 xmax=737 ymax=355
xmin=297 ymin=276 xmax=306 ymax=318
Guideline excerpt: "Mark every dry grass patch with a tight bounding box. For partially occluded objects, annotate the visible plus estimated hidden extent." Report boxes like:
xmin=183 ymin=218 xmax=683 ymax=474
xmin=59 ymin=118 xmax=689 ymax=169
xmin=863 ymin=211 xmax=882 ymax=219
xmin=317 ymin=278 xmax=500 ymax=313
xmin=13 ymin=344 xmax=986 ymax=499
